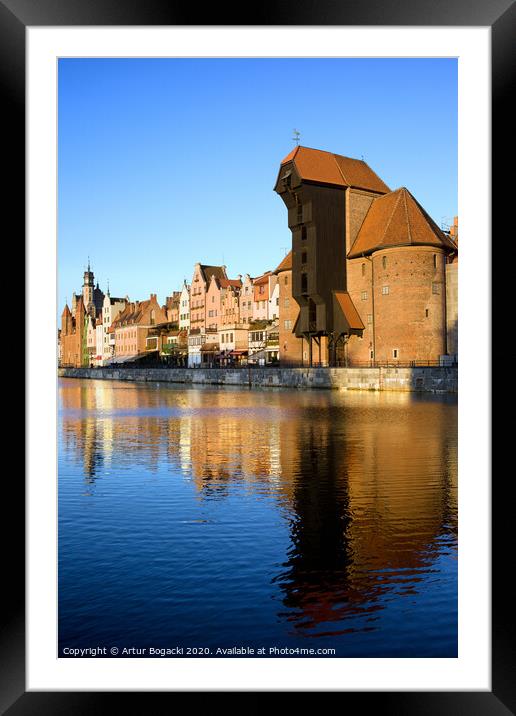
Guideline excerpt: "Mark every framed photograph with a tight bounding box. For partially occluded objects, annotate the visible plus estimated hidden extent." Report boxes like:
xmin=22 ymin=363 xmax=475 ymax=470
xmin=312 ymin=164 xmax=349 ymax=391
xmin=5 ymin=0 xmax=508 ymax=709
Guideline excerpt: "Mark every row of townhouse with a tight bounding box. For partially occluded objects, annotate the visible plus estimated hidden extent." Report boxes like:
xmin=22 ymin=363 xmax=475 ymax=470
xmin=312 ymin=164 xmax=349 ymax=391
xmin=60 ymin=148 xmax=459 ymax=371
xmin=59 ymin=253 xmax=304 ymax=369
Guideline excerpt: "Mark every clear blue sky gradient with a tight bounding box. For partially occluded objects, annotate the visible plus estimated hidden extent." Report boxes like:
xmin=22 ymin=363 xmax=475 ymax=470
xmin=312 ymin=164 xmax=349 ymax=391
xmin=58 ymin=57 xmax=457 ymax=314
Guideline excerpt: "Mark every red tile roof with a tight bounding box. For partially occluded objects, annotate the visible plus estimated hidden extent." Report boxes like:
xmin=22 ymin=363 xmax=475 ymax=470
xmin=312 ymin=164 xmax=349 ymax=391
xmin=333 ymin=291 xmax=365 ymax=331
xmin=274 ymin=250 xmax=292 ymax=273
xmin=253 ymin=272 xmax=272 ymax=285
xmin=347 ymin=187 xmax=458 ymax=258
xmin=199 ymin=265 xmax=227 ymax=283
xmin=279 ymin=146 xmax=390 ymax=194
xmin=219 ymin=278 xmax=242 ymax=289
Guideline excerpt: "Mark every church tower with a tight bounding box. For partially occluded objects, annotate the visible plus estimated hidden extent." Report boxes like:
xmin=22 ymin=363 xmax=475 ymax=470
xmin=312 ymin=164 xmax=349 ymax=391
xmin=82 ymin=259 xmax=95 ymax=310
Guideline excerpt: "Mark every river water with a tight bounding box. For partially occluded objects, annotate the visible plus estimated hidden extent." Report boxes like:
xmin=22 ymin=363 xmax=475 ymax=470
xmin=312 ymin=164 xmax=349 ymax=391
xmin=58 ymin=378 xmax=457 ymax=657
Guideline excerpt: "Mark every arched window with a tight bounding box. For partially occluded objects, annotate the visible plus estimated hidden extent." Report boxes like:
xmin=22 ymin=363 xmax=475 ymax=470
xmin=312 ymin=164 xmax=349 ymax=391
xmin=150 ymin=309 xmax=155 ymax=325
xmin=382 ymin=256 xmax=387 ymax=269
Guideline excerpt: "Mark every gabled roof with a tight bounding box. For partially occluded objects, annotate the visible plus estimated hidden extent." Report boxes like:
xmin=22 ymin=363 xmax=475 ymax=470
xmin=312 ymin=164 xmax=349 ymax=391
xmin=274 ymin=250 xmax=292 ymax=273
xmin=111 ymin=299 xmax=152 ymax=327
xmin=219 ymin=278 xmax=242 ymax=289
xmin=348 ymin=187 xmax=458 ymax=258
xmin=278 ymin=146 xmax=390 ymax=194
xmin=253 ymin=272 xmax=272 ymax=285
xmin=199 ymin=265 xmax=227 ymax=283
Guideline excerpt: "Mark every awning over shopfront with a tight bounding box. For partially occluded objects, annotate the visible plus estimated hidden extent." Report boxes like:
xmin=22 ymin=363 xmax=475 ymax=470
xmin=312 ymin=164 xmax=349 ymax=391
xmin=332 ymin=291 xmax=364 ymax=336
xmin=105 ymin=354 xmax=139 ymax=365
xmin=248 ymin=349 xmax=267 ymax=361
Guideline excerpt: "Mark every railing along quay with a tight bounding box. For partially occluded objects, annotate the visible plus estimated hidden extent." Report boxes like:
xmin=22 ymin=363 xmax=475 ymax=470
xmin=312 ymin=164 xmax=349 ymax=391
xmin=61 ymin=359 xmax=457 ymax=370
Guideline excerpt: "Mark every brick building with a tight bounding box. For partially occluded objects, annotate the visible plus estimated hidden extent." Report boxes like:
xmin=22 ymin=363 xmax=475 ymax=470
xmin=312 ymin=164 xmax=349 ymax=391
xmin=60 ymin=263 xmax=106 ymax=367
xmin=274 ymin=251 xmax=304 ymax=365
xmin=190 ymin=263 xmax=227 ymax=333
xmin=274 ymin=145 xmax=458 ymax=365
xmin=60 ymin=296 xmax=86 ymax=367
xmin=111 ymin=294 xmax=167 ymax=361
xmin=239 ymin=274 xmax=254 ymax=325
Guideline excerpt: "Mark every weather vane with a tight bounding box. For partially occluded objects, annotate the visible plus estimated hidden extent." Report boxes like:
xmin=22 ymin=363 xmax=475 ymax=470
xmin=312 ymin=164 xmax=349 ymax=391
xmin=292 ymin=129 xmax=301 ymax=146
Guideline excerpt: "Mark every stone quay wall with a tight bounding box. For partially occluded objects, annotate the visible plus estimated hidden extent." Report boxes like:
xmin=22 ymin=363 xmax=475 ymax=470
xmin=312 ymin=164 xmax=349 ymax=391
xmin=58 ymin=366 xmax=457 ymax=393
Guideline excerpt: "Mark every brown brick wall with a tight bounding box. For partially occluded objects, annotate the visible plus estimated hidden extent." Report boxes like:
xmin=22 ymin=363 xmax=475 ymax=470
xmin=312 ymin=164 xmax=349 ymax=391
xmin=346 ymin=256 xmax=375 ymax=363
xmin=446 ymin=261 xmax=458 ymax=357
xmin=347 ymin=246 xmax=447 ymax=363
xmin=278 ymin=268 xmax=304 ymax=365
xmin=346 ymin=189 xmax=378 ymax=253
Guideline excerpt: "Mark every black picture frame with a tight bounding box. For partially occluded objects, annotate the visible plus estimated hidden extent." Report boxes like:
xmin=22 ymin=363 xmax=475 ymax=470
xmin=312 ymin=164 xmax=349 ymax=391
xmin=7 ymin=0 xmax=509 ymax=710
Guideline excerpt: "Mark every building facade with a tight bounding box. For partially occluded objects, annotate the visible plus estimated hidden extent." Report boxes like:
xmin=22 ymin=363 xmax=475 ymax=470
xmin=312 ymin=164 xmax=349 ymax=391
xmin=274 ymin=251 xmax=304 ymax=366
xmin=274 ymin=145 xmax=458 ymax=366
xmin=179 ymin=281 xmax=191 ymax=332
xmin=112 ymin=294 xmax=167 ymax=361
xmin=190 ymin=263 xmax=227 ymax=333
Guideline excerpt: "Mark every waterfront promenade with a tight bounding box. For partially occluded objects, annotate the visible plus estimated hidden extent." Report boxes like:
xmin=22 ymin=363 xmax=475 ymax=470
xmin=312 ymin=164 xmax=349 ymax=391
xmin=59 ymin=365 xmax=457 ymax=393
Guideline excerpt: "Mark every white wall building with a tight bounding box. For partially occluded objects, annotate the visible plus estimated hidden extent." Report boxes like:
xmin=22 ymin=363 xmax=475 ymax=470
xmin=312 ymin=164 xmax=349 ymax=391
xmin=102 ymin=292 xmax=127 ymax=362
xmin=179 ymin=280 xmax=190 ymax=332
xmin=187 ymin=331 xmax=203 ymax=367
xmin=239 ymin=274 xmax=254 ymax=325
xmin=268 ymin=279 xmax=280 ymax=321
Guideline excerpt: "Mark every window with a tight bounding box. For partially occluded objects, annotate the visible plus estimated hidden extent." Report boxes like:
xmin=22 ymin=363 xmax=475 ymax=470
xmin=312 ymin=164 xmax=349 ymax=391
xmin=425 ymin=308 xmax=429 ymax=318
xmin=361 ymin=263 xmax=365 ymax=276
xmin=432 ymin=282 xmax=440 ymax=294
xmin=382 ymin=286 xmax=389 ymax=295
xmin=301 ymin=226 xmax=307 ymax=241
xmin=284 ymin=320 xmax=292 ymax=330
xmin=393 ymin=349 xmax=399 ymax=359
xmin=382 ymin=256 xmax=387 ymax=269
xmin=301 ymin=273 xmax=308 ymax=294
xmin=296 ymin=201 xmax=302 ymax=223
xmin=370 ymin=350 xmax=374 ymax=359
xmin=367 ymin=314 xmax=373 ymax=324
xmin=284 ymin=275 xmax=288 ymax=285
xmin=301 ymin=251 xmax=307 ymax=265
xmin=284 ymin=298 xmax=290 ymax=309
xmin=361 ymin=291 xmax=367 ymax=301
xmin=433 ymin=254 xmax=438 ymax=268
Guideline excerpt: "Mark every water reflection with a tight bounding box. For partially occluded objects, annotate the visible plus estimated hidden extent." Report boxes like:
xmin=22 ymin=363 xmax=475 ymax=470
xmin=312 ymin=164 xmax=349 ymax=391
xmin=59 ymin=378 xmax=457 ymax=654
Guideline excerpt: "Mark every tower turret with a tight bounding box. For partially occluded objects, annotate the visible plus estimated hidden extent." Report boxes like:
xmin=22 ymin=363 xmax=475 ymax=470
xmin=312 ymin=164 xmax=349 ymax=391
xmin=82 ymin=258 xmax=95 ymax=308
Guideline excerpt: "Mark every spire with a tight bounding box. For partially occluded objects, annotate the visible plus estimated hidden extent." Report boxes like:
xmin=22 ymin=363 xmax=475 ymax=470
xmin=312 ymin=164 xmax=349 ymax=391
xmin=87 ymin=256 xmax=91 ymax=272
xmin=107 ymin=278 xmax=110 ymax=296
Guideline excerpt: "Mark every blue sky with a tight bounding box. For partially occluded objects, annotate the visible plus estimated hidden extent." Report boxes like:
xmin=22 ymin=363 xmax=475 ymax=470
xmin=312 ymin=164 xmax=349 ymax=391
xmin=58 ymin=57 xmax=457 ymax=313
